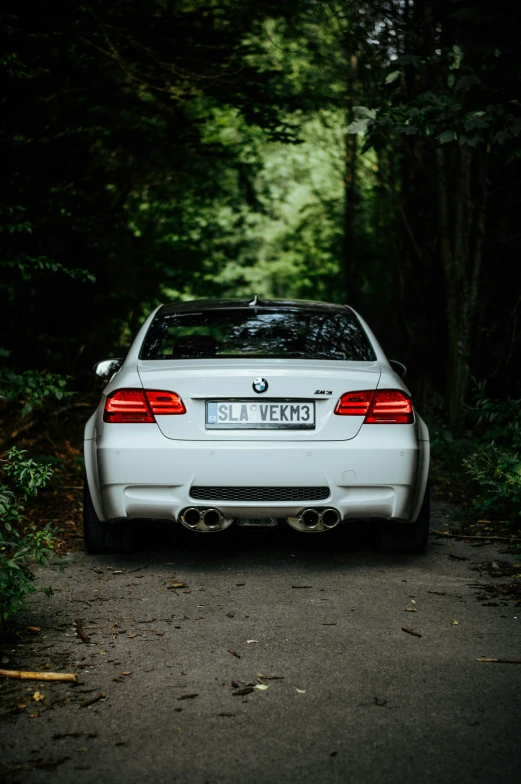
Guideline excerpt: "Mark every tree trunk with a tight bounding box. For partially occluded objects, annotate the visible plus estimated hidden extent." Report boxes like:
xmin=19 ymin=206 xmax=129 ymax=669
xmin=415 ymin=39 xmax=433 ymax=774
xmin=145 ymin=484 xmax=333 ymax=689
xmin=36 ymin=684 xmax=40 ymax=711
xmin=436 ymin=145 xmax=488 ymax=432
xmin=343 ymin=53 xmax=358 ymax=305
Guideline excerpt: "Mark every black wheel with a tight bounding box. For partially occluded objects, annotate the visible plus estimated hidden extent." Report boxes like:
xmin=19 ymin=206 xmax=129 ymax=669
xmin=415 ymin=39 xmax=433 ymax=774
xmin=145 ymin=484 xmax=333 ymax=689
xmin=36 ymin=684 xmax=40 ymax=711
xmin=83 ymin=475 xmax=136 ymax=555
xmin=373 ymin=483 xmax=430 ymax=554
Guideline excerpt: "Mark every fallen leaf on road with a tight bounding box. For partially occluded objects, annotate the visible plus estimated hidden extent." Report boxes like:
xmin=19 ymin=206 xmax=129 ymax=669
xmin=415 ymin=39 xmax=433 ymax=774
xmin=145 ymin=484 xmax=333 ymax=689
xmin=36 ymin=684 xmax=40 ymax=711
xmin=404 ymin=608 xmax=416 ymax=612
xmin=26 ymin=626 xmax=40 ymax=632
xmin=254 ymin=684 xmax=268 ymax=691
xmin=154 ymin=630 xmax=165 ymax=636
xmin=218 ymin=712 xmax=236 ymax=717
xmin=428 ymin=591 xmax=448 ymax=596
xmin=292 ymin=585 xmax=312 ymax=589
xmin=122 ymin=671 xmax=132 ymax=676
xmin=449 ymin=554 xmax=468 ymax=561
xmin=295 ymin=688 xmax=306 ymax=694
xmin=32 ymin=691 xmax=45 ymax=702
xmin=176 ymin=693 xmax=199 ymax=700
xmin=246 ymin=640 xmax=258 ymax=644
xmin=227 ymin=650 xmax=241 ymax=659
xmin=450 ymin=619 xmax=459 ymax=625
xmin=232 ymin=687 xmax=253 ymax=696
xmin=81 ymin=692 xmax=105 ymax=708
xmin=476 ymin=657 xmax=521 ymax=664
xmin=322 ymin=622 xmax=337 ymax=625
xmin=401 ymin=626 xmax=422 ymax=638
xmin=168 ymin=582 xmax=187 ymax=589
xmin=226 ymin=612 xmax=235 ymax=618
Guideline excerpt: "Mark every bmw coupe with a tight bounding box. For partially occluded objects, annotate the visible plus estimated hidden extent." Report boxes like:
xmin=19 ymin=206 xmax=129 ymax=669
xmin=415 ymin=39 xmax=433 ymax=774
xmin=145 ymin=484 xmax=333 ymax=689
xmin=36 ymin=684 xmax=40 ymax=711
xmin=84 ymin=298 xmax=430 ymax=554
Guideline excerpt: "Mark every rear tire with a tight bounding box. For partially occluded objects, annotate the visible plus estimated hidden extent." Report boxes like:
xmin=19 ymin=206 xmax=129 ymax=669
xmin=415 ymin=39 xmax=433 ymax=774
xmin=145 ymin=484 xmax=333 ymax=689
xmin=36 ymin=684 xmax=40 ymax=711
xmin=83 ymin=476 xmax=136 ymax=555
xmin=373 ymin=483 xmax=430 ymax=554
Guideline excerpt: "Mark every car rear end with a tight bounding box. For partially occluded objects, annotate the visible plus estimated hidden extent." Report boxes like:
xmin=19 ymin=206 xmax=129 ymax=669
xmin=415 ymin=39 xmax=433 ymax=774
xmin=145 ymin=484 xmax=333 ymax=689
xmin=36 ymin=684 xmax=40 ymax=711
xmin=84 ymin=300 xmax=429 ymax=539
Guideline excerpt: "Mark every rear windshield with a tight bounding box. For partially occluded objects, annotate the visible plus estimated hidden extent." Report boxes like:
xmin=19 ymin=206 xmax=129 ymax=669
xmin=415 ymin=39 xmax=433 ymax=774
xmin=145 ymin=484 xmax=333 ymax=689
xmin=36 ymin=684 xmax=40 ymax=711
xmin=140 ymin=308 xmax=376 ymax=362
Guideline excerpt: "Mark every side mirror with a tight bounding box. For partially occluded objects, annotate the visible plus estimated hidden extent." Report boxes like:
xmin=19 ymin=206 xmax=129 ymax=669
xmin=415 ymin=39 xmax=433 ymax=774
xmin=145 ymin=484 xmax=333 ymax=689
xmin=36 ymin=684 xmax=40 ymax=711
xmin=94 ymin=358 xmax=124 ymax=379
xmin=389 ymin=359 xmax=407 ymax=377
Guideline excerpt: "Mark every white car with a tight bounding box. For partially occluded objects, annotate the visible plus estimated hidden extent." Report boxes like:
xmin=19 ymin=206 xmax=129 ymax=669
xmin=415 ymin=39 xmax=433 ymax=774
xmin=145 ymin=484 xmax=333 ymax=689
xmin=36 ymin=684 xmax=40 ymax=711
xmin=84 ymin=298 xmax=430 ymax=554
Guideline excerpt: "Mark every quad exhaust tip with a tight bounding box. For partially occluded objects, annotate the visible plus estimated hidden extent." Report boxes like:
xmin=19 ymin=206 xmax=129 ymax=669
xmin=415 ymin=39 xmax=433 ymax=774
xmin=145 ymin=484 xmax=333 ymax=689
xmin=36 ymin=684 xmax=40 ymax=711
xmin=179 ymin=507 xmax=233 ymax=532
xmin=287 ymin=507 xmax=341 ymax=533
xmin=180 ymin=506 xmax=340 ymax=533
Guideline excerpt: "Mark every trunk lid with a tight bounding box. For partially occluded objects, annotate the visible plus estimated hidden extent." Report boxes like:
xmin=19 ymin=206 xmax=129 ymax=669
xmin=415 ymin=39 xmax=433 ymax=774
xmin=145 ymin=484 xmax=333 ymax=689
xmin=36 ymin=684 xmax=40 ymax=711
xmin=138 ymin=359 xmax=381 ymax=441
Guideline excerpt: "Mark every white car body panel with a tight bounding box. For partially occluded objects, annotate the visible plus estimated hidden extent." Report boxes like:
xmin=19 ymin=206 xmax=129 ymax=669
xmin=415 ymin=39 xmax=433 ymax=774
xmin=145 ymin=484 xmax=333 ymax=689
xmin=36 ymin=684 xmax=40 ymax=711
xmin=85 ymin=301 xmax=430 ymax=531
xmin=137 ymin=359 xmax=381 ymax=441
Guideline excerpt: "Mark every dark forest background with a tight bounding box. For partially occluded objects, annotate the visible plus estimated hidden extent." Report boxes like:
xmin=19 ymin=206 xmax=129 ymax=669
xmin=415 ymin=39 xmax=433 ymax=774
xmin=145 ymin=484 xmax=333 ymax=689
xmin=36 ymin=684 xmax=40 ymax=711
xmin=2 ymin=0 xmax=521 ymax=430
xmin=2 ymin=1 xmax=521 ymax=623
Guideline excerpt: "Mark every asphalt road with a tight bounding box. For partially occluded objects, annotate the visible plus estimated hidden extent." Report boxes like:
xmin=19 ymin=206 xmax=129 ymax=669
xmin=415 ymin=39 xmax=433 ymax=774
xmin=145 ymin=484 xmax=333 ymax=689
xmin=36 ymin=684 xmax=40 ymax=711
xmin=1 ymin=503 xmax=520 ymax=784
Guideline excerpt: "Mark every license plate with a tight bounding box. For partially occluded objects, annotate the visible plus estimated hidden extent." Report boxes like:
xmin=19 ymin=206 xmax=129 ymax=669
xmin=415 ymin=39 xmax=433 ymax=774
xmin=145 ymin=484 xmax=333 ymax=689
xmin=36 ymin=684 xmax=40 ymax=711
xmin=236 ymin=518 xmax=278 ymax=527
xmin=205 ymin=400 xmax=315 ymax=429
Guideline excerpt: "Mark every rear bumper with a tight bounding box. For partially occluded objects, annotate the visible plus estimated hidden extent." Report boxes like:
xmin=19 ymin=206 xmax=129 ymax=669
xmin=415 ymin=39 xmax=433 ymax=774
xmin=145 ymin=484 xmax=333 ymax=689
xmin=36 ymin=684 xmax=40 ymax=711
xmin=85 ymin=422 xmax=428 ymax=524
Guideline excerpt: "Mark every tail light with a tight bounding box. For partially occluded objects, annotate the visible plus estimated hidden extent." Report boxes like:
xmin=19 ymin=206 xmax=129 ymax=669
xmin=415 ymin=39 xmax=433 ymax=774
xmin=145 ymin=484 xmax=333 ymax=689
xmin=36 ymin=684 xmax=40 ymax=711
xmin=334 ymin=390 xmax=374 ymax=416
xmin=335 ymin=389 xmax=413 ymax=424
xmin=104 ymin=389 xmax=186 ymax=423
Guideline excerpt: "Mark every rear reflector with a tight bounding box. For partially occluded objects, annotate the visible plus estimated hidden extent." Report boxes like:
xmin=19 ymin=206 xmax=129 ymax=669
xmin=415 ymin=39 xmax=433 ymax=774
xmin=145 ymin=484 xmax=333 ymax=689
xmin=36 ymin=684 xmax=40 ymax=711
xmin=335 ymin=389 xmax=413 ymax=424
xmin=104 ymin=389 xmax=185 ymax=423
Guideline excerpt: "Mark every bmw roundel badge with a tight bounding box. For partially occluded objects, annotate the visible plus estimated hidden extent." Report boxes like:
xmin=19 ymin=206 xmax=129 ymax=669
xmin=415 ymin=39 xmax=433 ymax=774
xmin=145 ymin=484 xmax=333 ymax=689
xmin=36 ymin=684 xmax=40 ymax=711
xmin=253 ymin=377 xmax=268 ymax=394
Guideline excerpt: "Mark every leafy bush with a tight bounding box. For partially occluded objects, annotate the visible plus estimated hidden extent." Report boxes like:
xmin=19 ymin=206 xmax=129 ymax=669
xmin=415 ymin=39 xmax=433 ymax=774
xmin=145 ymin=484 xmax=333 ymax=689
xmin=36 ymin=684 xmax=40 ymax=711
xmin=463 ymin=393 xmax=521 ymax=527
xmin=0 ymin=349 xmax=71 ymax=416
xmin=0 ymin=447 xmax=55 ymax=625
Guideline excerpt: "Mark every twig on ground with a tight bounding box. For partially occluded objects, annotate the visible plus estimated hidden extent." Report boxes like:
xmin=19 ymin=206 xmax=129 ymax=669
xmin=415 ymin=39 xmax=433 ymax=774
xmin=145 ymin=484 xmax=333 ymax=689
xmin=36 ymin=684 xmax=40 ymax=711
xmin=75 ymin=619 xmax=91 ymax=643
xmin=401 ymin=626 xmax=422 ymax=638
xmin=0 ymin=669 xmax=77 ymax=682
xmin=431 ymin=530 xmax=521 ymax=543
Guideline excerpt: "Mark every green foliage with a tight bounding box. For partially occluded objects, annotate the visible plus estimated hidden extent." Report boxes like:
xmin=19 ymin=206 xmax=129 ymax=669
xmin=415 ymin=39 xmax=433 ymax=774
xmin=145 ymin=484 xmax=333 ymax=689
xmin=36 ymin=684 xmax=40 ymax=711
xmin=1 ymin=0 xmax=520 ymax=424
xmin=463 ymin=394 xmax=521 ymax=526
xmin=0 ymin=361 xmax=71 ymax=416
xmin=0 ymin=203 xmax=95 ymax=283
xmin=0 ymin=448 xmax=55 ymax=625
xmin=359 ymin=39 xmax=521 ymax=154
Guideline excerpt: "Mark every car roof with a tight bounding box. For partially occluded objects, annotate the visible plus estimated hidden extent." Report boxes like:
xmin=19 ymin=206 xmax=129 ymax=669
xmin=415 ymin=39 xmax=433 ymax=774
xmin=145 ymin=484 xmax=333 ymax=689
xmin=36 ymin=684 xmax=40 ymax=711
xmin=158 ymin=298 xmax=351 ymax=316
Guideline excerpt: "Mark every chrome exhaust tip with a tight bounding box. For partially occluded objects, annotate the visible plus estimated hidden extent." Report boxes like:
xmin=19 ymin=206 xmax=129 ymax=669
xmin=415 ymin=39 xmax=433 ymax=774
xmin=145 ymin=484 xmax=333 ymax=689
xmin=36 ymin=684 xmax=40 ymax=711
xmin=300 ymin=508 xmax=321 ymax=528
xmin=286 ymin=507 xmax=342 ymax=533
xmin=179 ymin=507 xmax=234 ymax=533
xmin=202 ymin=508 xmax=223 ymax=529
xmin=321 ymin=508 xmax=341 ymax=529
xmin=180 ymin=507 xmax=201 ymax=529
